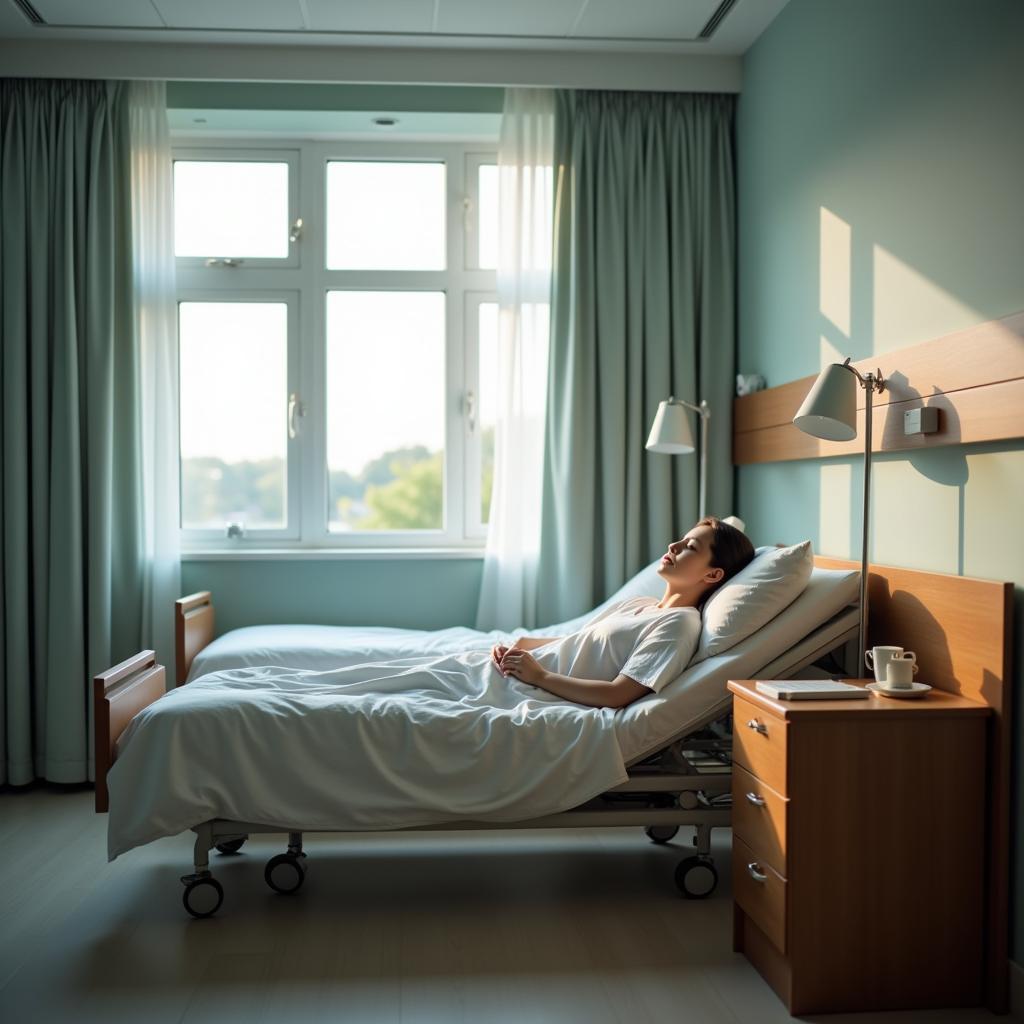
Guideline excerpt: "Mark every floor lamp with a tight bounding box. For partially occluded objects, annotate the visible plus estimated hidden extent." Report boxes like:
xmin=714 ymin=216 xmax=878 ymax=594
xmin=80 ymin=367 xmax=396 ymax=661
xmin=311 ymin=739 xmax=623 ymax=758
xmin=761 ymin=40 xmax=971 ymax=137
xmin=792 ymin=358 xmax=886 ymax=676
xmin=646 ymin=396 xmax=711 ymax=520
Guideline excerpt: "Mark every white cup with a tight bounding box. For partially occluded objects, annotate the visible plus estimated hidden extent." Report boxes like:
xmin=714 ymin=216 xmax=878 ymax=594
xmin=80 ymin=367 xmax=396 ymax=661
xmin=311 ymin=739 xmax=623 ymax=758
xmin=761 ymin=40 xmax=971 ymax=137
xmin=865 ymin=645 xmax=905 ymax=684
xmin=883 ymin=653 xmax=918 ymax=689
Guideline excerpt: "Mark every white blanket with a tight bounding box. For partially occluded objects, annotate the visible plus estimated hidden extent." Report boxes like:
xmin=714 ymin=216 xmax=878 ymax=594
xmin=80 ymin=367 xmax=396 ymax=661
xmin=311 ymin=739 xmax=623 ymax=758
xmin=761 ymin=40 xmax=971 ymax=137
xmin=107 ymin=651 xmax=629 ymax=860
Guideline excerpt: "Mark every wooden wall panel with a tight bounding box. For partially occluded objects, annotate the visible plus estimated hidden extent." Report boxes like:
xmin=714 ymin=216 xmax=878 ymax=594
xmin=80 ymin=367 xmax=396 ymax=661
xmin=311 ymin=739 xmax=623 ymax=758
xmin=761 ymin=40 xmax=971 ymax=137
xmin=734 ymin=312 xmax=1024 ymax=463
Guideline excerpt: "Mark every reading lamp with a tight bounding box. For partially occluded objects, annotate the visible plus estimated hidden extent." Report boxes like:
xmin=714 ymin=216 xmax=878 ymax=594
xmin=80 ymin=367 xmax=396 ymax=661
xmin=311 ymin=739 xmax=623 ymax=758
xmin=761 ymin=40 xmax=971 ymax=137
xmin=792 ymin=358 xmax=886 ymax=674
xmin=645 ymin=396 xmax=711 ymax=519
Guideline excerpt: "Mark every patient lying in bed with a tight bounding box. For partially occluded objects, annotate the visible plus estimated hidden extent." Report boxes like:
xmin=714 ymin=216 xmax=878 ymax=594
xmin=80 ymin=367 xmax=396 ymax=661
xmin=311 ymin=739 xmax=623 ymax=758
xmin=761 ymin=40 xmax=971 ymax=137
xmin=490 ymin=516 xmax=754 ymax=708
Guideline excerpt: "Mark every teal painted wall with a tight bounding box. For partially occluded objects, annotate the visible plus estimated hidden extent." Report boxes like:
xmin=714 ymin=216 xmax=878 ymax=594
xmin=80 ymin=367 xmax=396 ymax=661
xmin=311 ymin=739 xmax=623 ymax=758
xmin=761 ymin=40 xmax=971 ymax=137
xmin=736 ymin=0 xmax=1024 ymax=965
xmin=180 ymin=559 xmax=484 ymax=636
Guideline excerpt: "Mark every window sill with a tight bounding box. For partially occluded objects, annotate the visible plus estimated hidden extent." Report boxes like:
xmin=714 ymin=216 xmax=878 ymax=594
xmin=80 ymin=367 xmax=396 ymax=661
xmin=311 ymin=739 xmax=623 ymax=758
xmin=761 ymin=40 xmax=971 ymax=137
xmin=181 ymin=547 xmax=487 ymax=562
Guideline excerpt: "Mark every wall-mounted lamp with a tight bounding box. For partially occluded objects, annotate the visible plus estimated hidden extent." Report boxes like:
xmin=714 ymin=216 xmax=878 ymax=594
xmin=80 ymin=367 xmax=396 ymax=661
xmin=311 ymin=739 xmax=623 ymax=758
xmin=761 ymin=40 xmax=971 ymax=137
xmin=646 ymin=396 xmax=711 ymax=519
xmin=792 ymin=357 xmax=886 ymax=674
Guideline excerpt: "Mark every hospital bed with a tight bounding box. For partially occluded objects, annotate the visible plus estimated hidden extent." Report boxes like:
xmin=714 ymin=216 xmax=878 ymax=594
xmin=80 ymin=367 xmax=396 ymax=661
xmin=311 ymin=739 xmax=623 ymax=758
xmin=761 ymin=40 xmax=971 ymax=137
xmin=95 ymin=555 xmax=860 ymax=918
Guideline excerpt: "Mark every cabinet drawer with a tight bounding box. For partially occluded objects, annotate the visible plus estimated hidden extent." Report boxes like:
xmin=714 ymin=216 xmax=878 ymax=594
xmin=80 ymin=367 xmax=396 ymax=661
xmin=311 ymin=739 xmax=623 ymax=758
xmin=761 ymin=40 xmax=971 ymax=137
xmin=733 ymin=835 xmax=787 ymax=954
xmin=732 ymin=763 xmax=788 ymax=877
xmin=732 ymin=696 xmax=788 ymax=794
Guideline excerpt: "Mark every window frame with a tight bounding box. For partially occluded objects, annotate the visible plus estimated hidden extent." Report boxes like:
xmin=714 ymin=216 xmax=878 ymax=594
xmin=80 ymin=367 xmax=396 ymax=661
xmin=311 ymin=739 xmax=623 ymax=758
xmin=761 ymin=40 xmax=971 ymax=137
xmin=172 ymin=147 xmax=301 ymax=270
xmin=175 ymin=138 xmax=497 ymax=553
xmin=177 ymin=289 xmax=302 ymax=543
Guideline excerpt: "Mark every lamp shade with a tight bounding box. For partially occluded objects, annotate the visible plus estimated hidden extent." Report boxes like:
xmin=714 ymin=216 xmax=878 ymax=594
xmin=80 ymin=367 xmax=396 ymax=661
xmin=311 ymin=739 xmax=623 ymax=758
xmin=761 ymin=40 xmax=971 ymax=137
xmin=792 ymin=362 xmax=857 ymax=441
xmin=646 ymin=400 xmax=695 ymax=453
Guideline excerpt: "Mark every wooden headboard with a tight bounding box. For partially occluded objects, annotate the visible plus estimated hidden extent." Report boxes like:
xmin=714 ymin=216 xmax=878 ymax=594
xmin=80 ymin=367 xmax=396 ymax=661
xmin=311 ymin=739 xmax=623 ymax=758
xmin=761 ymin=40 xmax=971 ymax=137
xmin=816 ymin=556 xmax=1013 ymax=1013
xmin=174 ymin=590 xmax=215 ymax=686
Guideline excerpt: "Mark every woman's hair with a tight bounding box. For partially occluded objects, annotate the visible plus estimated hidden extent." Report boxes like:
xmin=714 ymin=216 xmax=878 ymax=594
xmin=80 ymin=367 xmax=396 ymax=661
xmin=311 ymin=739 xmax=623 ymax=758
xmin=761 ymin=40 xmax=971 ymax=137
xmin=697 ymin=516 xmax=756 ymax=598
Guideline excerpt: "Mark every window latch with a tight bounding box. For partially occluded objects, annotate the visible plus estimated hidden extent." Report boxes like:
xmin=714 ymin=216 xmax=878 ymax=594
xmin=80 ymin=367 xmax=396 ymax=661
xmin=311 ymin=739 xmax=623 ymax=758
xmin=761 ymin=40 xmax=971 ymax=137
xmin=204 ymin=257 xmax=243 ymax=268
xmin=289 ymin=218 xmax=303 ymax=243
xmin=288 ymin=392 xmax=306 ymax=439
xmin=463 ymin=389 xmax=476 ymax=432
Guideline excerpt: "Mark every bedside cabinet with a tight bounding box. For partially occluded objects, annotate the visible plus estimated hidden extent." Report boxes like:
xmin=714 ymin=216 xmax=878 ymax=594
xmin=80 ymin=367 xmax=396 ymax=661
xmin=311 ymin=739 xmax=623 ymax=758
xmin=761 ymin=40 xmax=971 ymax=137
xmin=727 ymin=679 xmax=990 ymax=1015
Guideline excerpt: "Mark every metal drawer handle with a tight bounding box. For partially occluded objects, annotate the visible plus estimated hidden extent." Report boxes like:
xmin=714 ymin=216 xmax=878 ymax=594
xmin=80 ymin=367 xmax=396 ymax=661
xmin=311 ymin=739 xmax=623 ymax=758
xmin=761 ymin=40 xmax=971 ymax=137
xmin=746 ymin=718 xmax=767 ymax=734
xmin=747 ymin=862 xmax=768 ymax=883
xmin=745 ymin=792 xmax=766 ymax=807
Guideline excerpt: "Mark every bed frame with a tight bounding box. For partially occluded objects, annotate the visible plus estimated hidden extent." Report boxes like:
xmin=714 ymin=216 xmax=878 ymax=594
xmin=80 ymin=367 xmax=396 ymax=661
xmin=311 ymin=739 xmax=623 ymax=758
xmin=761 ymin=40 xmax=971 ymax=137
xmin=101 ymin=561 xmax=1012 ymax=1010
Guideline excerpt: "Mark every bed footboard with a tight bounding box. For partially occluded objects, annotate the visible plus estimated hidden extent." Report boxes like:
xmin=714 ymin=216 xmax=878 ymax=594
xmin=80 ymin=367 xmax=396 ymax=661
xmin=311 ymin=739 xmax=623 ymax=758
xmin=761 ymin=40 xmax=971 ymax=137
xmin=175 ymin=590 xmax=215 ymax=686
xmin=94 ymin=651 xmax=166 ymax=813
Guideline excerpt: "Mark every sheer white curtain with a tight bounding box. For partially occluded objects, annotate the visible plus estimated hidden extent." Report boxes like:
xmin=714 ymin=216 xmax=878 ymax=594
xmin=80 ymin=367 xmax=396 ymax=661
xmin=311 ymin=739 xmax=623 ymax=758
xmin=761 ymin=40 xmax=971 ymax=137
xmin=129 ymin=81 xmax=180 ymax=676
xmin=475 ymin=89 xmax=554 ymax=631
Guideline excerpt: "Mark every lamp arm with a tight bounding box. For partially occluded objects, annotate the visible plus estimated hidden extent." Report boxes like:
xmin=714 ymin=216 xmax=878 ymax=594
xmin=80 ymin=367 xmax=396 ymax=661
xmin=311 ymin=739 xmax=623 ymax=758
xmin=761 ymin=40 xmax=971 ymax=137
xmin=666 ymin=396 xmax=711 ymax=419
xmin=840 ymin=358 xmax=886 ymax=394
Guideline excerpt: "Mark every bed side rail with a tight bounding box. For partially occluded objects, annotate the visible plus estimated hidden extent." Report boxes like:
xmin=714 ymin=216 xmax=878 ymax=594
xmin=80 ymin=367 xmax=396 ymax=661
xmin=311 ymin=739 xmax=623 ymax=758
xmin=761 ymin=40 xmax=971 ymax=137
xmin=175 ymin=590 xmax=215 ymax=686
xmin=94 ymin=651 xmax=166 ymax=813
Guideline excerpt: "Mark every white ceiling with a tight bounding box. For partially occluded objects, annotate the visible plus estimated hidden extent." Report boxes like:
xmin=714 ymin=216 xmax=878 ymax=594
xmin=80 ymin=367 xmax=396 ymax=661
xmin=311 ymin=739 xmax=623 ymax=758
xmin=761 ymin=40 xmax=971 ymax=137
xmin=1 ymin=0 xmax=789 ymax=55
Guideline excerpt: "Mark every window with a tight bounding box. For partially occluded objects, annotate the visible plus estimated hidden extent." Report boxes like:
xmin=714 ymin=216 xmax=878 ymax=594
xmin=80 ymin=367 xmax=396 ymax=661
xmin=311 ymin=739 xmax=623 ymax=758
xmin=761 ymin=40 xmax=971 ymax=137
xmin=175 ymin=143 xmax=497 ymax=550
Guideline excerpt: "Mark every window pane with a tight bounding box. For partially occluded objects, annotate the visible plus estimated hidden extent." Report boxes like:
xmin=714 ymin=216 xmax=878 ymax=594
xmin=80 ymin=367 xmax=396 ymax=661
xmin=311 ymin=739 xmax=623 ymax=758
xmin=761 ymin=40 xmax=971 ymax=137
xmin=179 ymin=302 xmax=288 ymax=529
xmin=478 ymin=303 xmax=498 ymax=523
xmin=174 ymin=161 xmax=289 ymax=258
xmin=326 ymin=162 xmax=445 ymax=271
xmin=327 ymin=292 xmax=445 ymax=531
xmin=478 ymin=164 xmax=498 ymax=270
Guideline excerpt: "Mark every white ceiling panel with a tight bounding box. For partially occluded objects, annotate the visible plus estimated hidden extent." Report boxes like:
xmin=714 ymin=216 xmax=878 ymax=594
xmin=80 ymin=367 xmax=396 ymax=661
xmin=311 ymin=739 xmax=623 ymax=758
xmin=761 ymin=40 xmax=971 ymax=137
xmin=304 ymin=0 xmax=434 ymax=34
xmin=573 ymin=0 xmax=721 ymax=40
xmin=31 ymin=0 xmax=166 ymax=28
xmin=152 ymin=0 xmax=305 ymax=31
xmin=435 ymin=0 xmax=582 ymax=38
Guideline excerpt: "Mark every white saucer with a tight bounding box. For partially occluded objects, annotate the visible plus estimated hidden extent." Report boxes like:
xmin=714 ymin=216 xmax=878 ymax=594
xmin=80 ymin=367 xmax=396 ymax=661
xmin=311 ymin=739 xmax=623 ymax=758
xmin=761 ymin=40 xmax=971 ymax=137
xmin=867 ymin=682 xmax=932 ymax=699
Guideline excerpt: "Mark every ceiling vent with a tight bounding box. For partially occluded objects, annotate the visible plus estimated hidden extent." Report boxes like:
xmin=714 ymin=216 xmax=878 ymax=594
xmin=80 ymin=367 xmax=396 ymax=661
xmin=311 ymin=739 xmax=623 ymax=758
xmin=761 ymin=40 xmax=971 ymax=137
xmin=698 ymin=0 xmax=738 ymax=39
xmin=11 ymin=0 xmax=45 ymax=25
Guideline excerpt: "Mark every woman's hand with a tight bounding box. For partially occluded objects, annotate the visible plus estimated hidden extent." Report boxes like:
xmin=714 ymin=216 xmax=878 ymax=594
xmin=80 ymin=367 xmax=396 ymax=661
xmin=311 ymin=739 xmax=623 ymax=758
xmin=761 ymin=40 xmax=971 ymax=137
xmin=491 ymin=643 xmax=510 ymax=669
xmin=499 ymin=648 xmax=547 ymax=686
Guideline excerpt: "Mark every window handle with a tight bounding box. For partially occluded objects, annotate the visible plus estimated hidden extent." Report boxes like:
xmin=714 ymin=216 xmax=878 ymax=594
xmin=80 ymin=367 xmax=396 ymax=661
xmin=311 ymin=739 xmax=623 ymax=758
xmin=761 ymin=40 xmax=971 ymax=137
xmin=463 ymin=389 xmax=476 ymax=432
xmin=288 ymin=393 xmax=305 ymax=439
xmin=204 ymin=257 xmax=244 ymax=268
xmin=289 ymin=218 xmax=303 ymax=243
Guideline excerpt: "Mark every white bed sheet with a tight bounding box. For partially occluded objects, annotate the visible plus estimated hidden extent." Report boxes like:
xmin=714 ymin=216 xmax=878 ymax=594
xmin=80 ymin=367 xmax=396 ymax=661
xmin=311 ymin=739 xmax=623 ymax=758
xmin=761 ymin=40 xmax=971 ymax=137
xmin=108 ymin=650 xmax=629 ymax=860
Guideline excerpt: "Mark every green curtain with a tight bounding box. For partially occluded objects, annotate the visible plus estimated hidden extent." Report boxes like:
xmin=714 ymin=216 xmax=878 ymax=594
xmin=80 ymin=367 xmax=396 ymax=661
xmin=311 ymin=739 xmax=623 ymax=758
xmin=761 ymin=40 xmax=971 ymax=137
xmin=1 ymin=80 xmax=144 ymax=785
xmin=537 ymin=90 xmax=736 ymax=624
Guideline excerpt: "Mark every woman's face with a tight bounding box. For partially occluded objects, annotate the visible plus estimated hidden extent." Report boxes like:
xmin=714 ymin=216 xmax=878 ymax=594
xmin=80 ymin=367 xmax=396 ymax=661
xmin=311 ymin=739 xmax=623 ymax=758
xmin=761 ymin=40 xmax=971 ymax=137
xmin=656 ymin=523 xmax=724 ymax=590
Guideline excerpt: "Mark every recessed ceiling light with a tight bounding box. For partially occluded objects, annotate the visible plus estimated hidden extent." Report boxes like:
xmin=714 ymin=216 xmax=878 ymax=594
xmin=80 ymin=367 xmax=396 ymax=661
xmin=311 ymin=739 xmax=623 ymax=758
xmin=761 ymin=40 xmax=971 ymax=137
xmin=372 ymin=116 xmax=399 ymax=128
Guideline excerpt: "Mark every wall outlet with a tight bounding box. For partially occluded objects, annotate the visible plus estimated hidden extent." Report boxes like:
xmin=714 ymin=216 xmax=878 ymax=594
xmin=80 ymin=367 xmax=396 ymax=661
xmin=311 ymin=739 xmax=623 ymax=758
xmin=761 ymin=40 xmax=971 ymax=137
xmin=904 ymin=406 xmax=939 ymax=435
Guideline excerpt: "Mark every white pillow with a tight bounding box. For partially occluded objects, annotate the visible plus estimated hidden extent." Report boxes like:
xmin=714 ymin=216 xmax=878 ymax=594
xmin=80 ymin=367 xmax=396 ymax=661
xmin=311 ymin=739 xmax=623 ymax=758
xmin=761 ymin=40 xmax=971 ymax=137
xmin=692 ymin=540 xmax=814 ymax=662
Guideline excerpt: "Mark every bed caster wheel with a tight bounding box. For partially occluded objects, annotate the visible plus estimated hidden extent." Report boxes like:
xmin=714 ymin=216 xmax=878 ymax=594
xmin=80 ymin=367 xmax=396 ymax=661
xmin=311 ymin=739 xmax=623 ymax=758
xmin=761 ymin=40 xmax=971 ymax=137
xmin=182 ymin=876 xmax=224 ymax=918
xmin=675 ymin=856 xmax=718 ymax=899
xmin=644 ymin=825 xmax=680 ymax=844
xmin=265 ymin=853 xmax=306 ymax=894
xmin=215 ymin=837 xmax=247 ymax=855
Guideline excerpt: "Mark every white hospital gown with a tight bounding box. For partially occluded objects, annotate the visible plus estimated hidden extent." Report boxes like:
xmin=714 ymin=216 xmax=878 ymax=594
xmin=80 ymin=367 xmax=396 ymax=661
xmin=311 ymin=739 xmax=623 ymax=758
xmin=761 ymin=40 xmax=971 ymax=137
xmin=529 ymin=597 xmax=702 ymax=693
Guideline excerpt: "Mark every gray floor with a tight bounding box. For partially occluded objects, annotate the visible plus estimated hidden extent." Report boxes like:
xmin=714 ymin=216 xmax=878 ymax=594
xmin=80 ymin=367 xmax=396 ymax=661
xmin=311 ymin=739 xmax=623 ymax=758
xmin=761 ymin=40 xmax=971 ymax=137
xmin=0 ymin=786 xmax=1010 ymax=1024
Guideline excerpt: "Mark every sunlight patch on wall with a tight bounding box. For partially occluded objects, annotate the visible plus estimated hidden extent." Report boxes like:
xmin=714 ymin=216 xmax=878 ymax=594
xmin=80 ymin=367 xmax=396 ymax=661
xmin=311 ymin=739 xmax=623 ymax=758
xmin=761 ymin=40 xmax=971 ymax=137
xmin=963 ymin=449 xmax=1024 ymax=582
xmin=872 ymin=244 xmax=981 ymax=354
xmin=819 ymin=207 xmax=851 ymax=337
xmin=819 ymin=463 xmax=852 ymax=558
